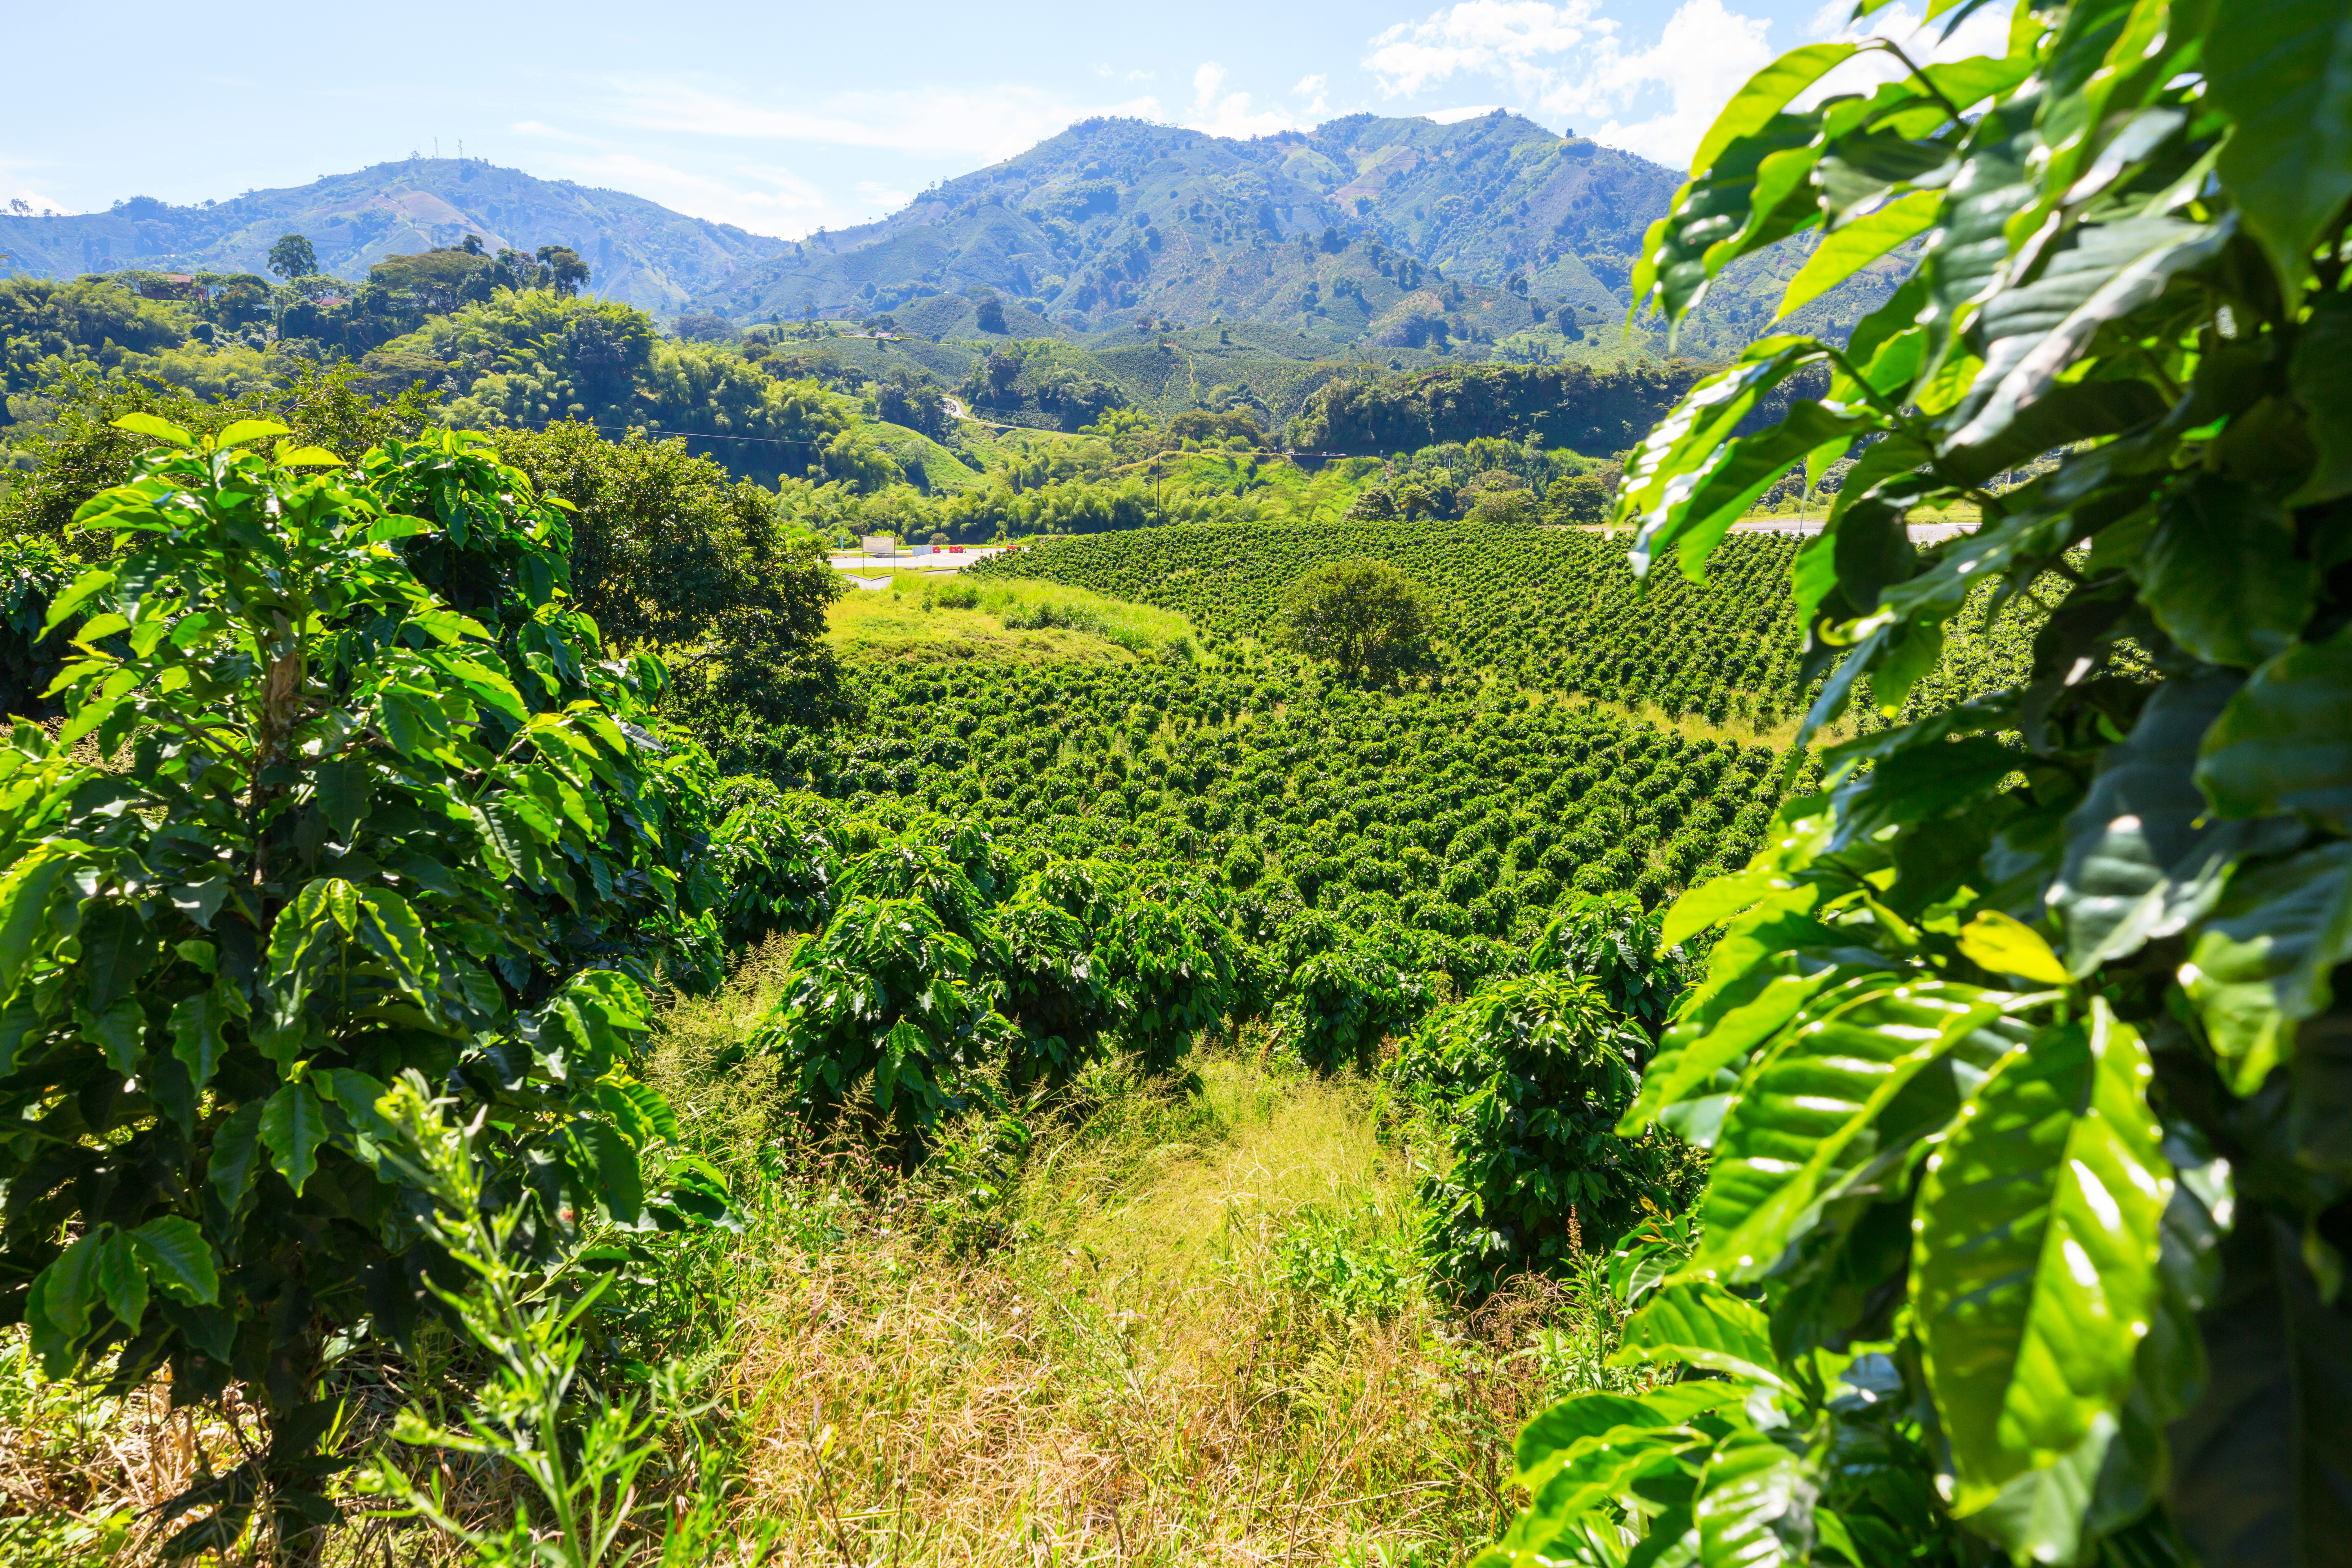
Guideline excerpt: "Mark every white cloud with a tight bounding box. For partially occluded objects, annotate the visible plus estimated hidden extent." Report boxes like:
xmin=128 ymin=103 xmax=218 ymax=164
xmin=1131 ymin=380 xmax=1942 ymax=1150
xmin=1360 ymin=0 xmax=2013 ymax=169
xmin=1424 ymin=104 xmax=1506 ymax=123
xmin=1366 ymin=1 xmax=1611 ymax=98
xmin=518 ymin=147 xmax=891 ymax=238
xmin=1295 ymin=73 xmax=1327 ymax=96
xmin=0 ymin=156 xmax=73 ymax=217
xmin=1184 ymin=61 xmax=1298 ymax=139
xmin=1584 ymin=0 xmax=1776 ymax=165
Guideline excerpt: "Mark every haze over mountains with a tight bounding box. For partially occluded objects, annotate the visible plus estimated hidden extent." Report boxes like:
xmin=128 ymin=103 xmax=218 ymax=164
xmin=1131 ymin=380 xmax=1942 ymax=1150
xmin=0 ymin=113 xmax=1888 ymax=364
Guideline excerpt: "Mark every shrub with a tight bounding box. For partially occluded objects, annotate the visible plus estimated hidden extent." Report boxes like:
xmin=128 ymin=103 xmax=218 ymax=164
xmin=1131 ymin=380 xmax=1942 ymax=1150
xmin=1 ymin=417 xmax=718 ymax=1553
xmin=1397 ymin=972 xmax=1699 ymax=1295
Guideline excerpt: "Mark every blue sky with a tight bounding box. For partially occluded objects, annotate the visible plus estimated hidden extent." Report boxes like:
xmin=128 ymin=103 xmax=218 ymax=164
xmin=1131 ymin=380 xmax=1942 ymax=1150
xmin=6 ymin=0 xmax=2008 ymax=236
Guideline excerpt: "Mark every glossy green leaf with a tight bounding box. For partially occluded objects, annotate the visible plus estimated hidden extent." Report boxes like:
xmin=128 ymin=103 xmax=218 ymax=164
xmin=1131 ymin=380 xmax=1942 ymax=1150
xmin=1514 ymin=1384 xmax=1751 ymax=1476
xmin=1619 ymin=343 xmax=1824 ymax=541
xmin=1913 ymin=1002 xmax=2169 ymax=1515
xmin=594 ymin=1076 xmax=680 ymax=1148
xmin=2204 ymin=0 xmax=2352 ymax=287
xmin=35 ymin=567 xmax=117 ymax=639
xmin=1827 ymin=733 xmax=2020 ymax=847
xmin=2289 ymin=291 xmax=2352 ymax=504
xmin=2181 ymin=842 xmax=2352 ymax=1095
xmin=1633 ymin=400 xmax=1882 ymax=587
xmin=1946 ymin=216 xmax=2228 ymax=454
xmin=1692 ymin=43 xmax=1856 ymax=176
xmin=93 ymin=1228 xmax=147 ymax=1335
xmin=1779 ymin=190 xmax=1940 ymax=319
xmin=1957 ymin=913 xmax=2072 ymax=986
xmin=1917 ymin=93 xmax=2040 ymax=377
xmin=127 ymin=1216 xmax=220 ymax=1306
xmin=573 ymin=1119 xmax=645 ymax=1224
xmin=1619 ymin=967 xmax=1847 ymax=1137
xmin=2053 ymin=672 xmax=2303 ymax=975
xmin=212 ymin=418 xmax=290 ymax=450
xmin=1964 ymin=1412 xmax=2119 ymax=1566
xmin=1514 ymin=1424 xmax=1707 ymax=1543
xmin=109 ymin=412 xmax=192 ymax=446
xmin=27 ymin=1230 xmax=109 ymax=1376
xmin=354 ymin=887 xmax=439 ymax=1009
xmin=2134 ymin=476 xmax=2316 ymax=670
xmin=1695 ymin=1432 xmax=1805 ymax=1567
xmin=1645 ymin=116 xmax=1825 ymax=323
xmin=169 ymin=990 xmax=233 ymax=1097
xmin=260 ymin=1082 xmax=330 ymax=1197
xmin=0 ymin=842 xmax=87 ymax=997
xmin=1613 ymin=1281 xmax=1784 ymax=1386
xmin=1693 ymin=981 xmax=2017 ymax=1282
xmin=313 ymin=1067 xmax=396 ymax=1150
xmin=2198 ymin=624 xmax=2352 ymax=833
xmin=207 ymin=1101 xmax=266 ymax=1211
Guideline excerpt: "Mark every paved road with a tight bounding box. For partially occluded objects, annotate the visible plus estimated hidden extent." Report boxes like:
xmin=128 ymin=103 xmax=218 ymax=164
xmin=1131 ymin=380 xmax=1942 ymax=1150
xmin=830 ymin=544 xmax=1019 ymax=588
xmin=1726 ymin=520 xmax=1975 ymax=543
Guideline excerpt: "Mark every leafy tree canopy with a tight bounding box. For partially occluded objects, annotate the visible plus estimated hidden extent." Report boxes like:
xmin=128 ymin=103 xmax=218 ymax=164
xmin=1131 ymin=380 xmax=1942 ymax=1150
xmin=1 ymin=416 xmax=728 ymax=1554
xmin=1277 ymin=558 xmax=1434 ymax=682
xmin=266 ymin=233 xmax=317 ymax=281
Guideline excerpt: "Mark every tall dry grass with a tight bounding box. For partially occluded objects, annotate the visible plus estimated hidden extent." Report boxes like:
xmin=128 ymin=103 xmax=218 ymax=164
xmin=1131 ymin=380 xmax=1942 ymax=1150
xmin=711 ymin=1056 xmax=1582 ymax=1566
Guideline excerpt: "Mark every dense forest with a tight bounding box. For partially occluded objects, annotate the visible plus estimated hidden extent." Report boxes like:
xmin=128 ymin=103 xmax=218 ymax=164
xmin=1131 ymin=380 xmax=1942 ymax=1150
xmin=2 ymin=4 xmax=2349 ymax=1566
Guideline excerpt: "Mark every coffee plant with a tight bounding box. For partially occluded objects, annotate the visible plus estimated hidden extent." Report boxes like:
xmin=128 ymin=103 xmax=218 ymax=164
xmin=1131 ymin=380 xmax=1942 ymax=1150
xmin=1493 ymin=1 xmax=2352 ymax=1564
xmin=1395 ymin=956 xmax=1705 ymax=1296
xmin=757 ymin=657 xmax=1794 ymax=924
xmin=0 ymin=418 xmax=724 ymax=1554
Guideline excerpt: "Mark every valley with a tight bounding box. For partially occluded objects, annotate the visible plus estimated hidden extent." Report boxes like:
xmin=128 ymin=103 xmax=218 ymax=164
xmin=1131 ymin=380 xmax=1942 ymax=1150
xmin=0 ymin=12 xmax=2339 ymax=1568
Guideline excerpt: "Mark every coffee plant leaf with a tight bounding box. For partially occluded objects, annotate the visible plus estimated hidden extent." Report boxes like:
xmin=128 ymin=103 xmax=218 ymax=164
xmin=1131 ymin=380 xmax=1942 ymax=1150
xmin=2196 ymin=623 xmax=2352 ymax=831
xmin=1692 ymin=981 xmax=2023 ymax=1283
xmin=1914 ymin=1002 xmax=2169 ymax=1515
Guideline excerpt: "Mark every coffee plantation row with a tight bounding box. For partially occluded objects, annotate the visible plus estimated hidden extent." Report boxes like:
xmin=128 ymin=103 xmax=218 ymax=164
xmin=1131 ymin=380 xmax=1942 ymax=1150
xmin=973 ymin=519 xmax=2040 ymax=731
xmin=759 ymin=654 xmax=1795 ymax=925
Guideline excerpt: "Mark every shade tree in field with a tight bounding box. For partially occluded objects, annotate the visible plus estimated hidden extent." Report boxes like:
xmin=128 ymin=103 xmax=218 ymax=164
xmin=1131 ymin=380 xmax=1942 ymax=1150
xmin=1278 ymin=558 xmax=1433 ymax=683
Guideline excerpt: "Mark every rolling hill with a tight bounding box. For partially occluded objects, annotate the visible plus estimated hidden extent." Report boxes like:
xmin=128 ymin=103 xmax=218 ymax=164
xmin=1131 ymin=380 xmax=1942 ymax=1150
xmin=0 ymin=159 xmax=791 ymax=313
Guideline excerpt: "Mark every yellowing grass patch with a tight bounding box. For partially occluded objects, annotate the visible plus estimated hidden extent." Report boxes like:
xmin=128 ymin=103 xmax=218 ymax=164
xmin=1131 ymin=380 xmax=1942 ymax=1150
xmin=827 ymin=576 xmax=1197 ymax=664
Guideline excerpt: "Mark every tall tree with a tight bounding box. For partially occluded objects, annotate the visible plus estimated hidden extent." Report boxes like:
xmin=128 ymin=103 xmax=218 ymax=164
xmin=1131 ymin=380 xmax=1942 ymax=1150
xmin=265 ymin=232 xmax=316 ymax=281
xmin=536 ymin=244 xmax=590 ymax=298
xmin=1278 ymin=558 xmax=1432 ymax=682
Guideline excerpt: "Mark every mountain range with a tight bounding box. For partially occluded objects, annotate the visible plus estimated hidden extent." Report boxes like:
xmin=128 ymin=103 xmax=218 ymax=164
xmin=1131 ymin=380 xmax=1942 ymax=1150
xmin=688 ymin=112 xmax=1875 ymax=363
xmin=0 ymin=115 xmax=1890 ymax=365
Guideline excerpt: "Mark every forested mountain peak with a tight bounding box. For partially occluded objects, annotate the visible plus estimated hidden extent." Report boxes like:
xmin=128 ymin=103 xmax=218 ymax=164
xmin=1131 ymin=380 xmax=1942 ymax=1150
xmin=689 ymin=111 xmax=1867 ymax=361
xmin=0 ymin=159 xmax=791 ymax=312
